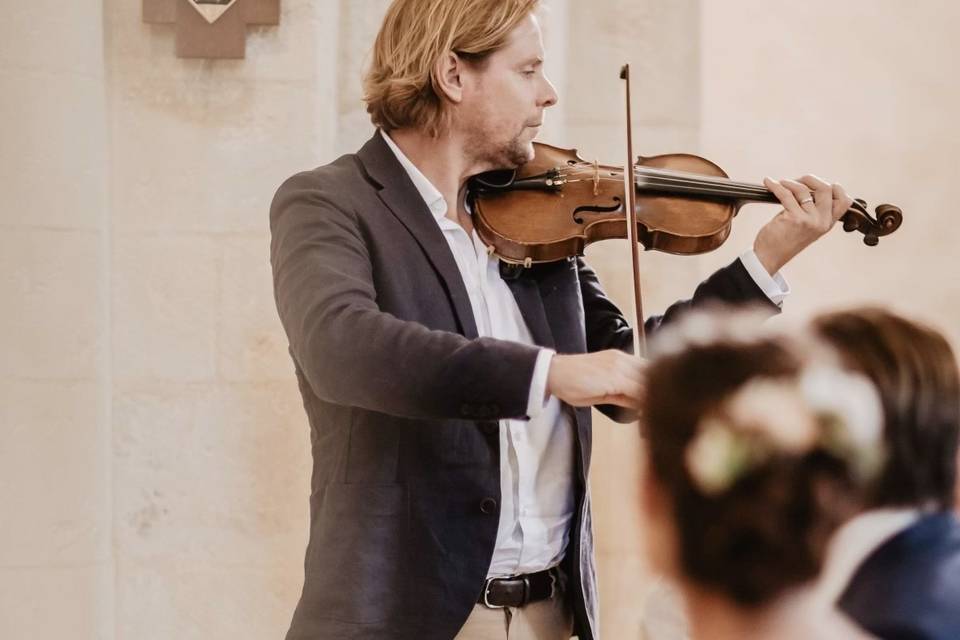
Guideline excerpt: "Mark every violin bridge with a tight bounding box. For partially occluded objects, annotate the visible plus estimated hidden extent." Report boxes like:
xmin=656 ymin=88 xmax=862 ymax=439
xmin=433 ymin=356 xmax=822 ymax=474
xmin=593 ymin=159 xmax=600 ymax=196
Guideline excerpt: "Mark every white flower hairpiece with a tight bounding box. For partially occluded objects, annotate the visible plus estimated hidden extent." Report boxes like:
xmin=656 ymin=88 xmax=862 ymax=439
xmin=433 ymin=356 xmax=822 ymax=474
xmin=650 ymin=306 xmax=774 ymax=359
xmin=685 ymin=365 xmax=885 ymax=496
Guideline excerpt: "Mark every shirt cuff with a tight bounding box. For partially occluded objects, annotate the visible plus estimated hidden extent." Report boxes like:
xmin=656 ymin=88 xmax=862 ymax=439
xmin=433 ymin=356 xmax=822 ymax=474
xmin=739 ymin=249 xmax=791 ymax=308
xmin=525 ymin=348 xmax=556 ymax=419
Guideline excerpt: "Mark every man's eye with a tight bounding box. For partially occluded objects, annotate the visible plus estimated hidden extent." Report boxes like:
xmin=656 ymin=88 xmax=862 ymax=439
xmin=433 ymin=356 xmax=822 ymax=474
xmin=522 ymin=70 xmax=536 ymax=77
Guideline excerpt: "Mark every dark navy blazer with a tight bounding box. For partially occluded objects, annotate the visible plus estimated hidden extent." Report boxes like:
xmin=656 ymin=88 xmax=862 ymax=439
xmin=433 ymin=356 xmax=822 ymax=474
xmin=270 ymin=131 xmax=776 ymax=640
xmin=839 ymin=512 xmax=960 ymax=640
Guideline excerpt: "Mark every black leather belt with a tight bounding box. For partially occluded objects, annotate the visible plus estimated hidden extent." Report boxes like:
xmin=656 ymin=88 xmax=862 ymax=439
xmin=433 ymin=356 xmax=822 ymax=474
xmin=478 ymin=567 xmax=559 ymax=609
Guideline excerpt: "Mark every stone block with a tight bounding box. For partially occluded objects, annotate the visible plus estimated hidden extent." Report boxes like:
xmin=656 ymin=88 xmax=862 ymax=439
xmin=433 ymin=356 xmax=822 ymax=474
xmin=116 ymin=559 xmax=300 ymax=640
xmin=112 ymin=234 xmax=217 ymax=381
xmin=0 ymin=563 xmax=112 ymax=639
xmin=113 ymin=380 xmax=309 ymax=565
xmin=0 ymin=69 xmax=107 ymax=230
xmin=0 ymin=380 xmax=109 ymax=566
xmin=218 ymin=234 xmax=292 ymax=381
xmin=109 ymin=79 xmax=329 ymax=233
xmin=0 ymin=0 xmax=104 ymax=77
xmin=0 ymin=229 xmax=103 ymax=379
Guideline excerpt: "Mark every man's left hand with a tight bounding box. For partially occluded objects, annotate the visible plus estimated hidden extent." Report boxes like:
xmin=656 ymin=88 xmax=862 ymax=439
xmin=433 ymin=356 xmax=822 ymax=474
xmin=755 ymin=174 xmax=854 ymax=275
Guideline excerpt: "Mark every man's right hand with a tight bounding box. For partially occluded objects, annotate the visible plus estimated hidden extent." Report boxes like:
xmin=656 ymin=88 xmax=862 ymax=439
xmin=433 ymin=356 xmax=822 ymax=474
xmin=546 ymin=350 xmax=645 ymax=412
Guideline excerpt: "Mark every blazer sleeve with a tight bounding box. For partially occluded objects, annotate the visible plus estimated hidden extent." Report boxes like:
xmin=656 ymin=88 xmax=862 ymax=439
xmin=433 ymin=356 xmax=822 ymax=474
xmin=270 ymin=172 xmax=540 ymax=421
xmin=577 ymin=256 xmax=780 ymax=422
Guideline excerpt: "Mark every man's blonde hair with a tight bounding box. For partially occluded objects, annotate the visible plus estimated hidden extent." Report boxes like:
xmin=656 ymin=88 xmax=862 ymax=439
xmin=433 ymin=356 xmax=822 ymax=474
xmin=363 ymin=0 xmax=540 ymax=138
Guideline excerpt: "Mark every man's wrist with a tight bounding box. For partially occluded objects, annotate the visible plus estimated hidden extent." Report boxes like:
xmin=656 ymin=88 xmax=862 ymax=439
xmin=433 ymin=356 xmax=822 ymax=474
xmin=753 ymin=239 xmax=787 ymax=276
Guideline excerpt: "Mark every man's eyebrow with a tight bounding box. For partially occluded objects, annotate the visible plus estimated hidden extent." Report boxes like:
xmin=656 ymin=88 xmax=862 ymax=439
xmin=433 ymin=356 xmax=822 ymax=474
xmin=521 ymin=56 xmax=544 ymax=67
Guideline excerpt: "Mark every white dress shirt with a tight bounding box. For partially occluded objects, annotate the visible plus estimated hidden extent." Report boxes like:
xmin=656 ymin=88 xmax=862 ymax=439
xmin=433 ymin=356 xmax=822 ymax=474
xmin=379 ymin=129 xmax=790 ymax=578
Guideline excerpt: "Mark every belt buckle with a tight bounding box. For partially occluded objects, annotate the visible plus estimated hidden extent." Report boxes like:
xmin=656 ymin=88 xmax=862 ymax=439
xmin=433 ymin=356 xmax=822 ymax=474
xmin=482 ymin=576 xmax=506 ymax=609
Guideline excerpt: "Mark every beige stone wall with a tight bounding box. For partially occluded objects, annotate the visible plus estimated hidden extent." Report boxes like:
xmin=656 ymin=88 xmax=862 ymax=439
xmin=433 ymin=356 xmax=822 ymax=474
xmin=1 ymin=1 xmax=956 ymax=639
xmin=699 ymin=0 xmax=960 ymax=342
xmin=105 ymin=1 xmax=332 ymax=637
xmin=1 ymin=0 xmax=114 ymax=637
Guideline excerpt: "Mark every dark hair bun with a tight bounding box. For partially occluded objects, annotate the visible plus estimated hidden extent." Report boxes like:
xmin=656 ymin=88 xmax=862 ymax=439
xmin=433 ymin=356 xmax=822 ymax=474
xmin=644 ymin=316 xmax=883 ymax=606
xmin=674 ymin=449 xmax=859 ymax=605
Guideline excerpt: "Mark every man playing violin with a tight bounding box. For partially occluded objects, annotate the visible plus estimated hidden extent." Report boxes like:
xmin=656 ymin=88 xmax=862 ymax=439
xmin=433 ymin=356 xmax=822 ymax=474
xmin=268 ymin=1 xmax=854 ymax=639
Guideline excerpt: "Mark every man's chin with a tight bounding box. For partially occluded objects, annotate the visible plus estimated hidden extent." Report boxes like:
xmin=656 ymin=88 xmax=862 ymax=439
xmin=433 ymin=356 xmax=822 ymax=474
xmin=505 ymin=141 xmax=536 ymax=168
xmin=474 ymin=139 xmax=535 ymax=172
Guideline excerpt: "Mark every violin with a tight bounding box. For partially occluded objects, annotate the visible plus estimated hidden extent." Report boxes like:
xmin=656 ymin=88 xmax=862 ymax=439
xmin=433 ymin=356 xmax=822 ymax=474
xmin=469 ymin=64 xmax=903 ymax=356
xmin=469 ymin=143 xmax=903 ymax=267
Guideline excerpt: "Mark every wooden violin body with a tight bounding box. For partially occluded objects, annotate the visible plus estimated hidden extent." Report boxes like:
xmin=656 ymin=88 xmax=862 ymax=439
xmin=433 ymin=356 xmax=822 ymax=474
xmin=470 ymin=142 xmax=903 ymax=266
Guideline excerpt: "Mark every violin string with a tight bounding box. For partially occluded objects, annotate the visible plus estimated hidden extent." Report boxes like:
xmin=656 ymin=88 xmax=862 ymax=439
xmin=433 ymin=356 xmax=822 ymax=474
xmin=637 ymin=179 xmax=775 ymax=200
xmin=555 ymin=166 xmax=772 ymax=195
xmin=637 ymin=165 xmax=766 ymax=189
xmin=556 ymin=164 xmax=769 ymax=189
xmin=561 ymin=177 xmax=773 ymax=200
xmin=554 ymin=167 xmax=774 ymax=199
xmin=637 ymin=172 xmax=770 ymax=196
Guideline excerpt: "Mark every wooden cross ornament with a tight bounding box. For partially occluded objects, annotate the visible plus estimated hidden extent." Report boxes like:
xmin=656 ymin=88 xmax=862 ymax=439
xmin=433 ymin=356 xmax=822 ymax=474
xmin=143 ymin=0 xmax=280 ymax=59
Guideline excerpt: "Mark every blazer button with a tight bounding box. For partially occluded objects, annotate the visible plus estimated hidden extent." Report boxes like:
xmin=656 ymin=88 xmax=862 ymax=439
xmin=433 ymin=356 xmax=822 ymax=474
xmin=479 ymin=421 xmax=498 ymax=435
xmin=479 ymin=497 xmax=498 ymax=515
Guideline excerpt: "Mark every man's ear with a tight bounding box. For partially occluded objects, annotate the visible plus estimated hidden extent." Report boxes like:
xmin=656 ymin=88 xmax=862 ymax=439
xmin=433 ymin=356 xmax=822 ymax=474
xmin=434 ymin=51 xmax=465 ymax=104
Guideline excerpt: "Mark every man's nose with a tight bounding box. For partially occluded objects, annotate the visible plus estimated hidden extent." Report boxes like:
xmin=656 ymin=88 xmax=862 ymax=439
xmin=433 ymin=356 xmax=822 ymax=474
xmin=540 ymin=75 xmax=559 ymax=108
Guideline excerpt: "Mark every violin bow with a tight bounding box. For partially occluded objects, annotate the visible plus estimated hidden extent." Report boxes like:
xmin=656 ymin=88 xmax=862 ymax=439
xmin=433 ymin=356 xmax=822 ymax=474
xmin=620 ymin=64 xmax=647 ymax=358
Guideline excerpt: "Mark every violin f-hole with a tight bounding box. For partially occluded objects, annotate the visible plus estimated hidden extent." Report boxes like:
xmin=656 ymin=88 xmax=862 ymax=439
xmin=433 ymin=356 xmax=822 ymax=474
xmin=573 ymin=197 xmax=622 ymax=224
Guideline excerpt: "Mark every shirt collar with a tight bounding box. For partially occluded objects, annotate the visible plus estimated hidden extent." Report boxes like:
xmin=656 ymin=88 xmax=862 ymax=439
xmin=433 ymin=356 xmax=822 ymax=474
xmin=379 ymin=129 xmax=448 ymax=221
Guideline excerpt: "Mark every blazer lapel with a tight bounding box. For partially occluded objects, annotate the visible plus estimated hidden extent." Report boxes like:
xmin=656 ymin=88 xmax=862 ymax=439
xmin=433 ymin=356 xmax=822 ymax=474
xmin=357 ymin=132 xmax=479 ymax=340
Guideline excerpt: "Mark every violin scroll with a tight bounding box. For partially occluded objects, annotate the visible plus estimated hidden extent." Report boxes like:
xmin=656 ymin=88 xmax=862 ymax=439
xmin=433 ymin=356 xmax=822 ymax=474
xmin=841 ymin=199 xmax=903 ymax=247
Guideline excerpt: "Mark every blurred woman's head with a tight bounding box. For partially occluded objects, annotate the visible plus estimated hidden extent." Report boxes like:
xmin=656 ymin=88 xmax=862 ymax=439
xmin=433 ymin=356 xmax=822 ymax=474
xmin=639 ymin=308 xmax=885 ymax=608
